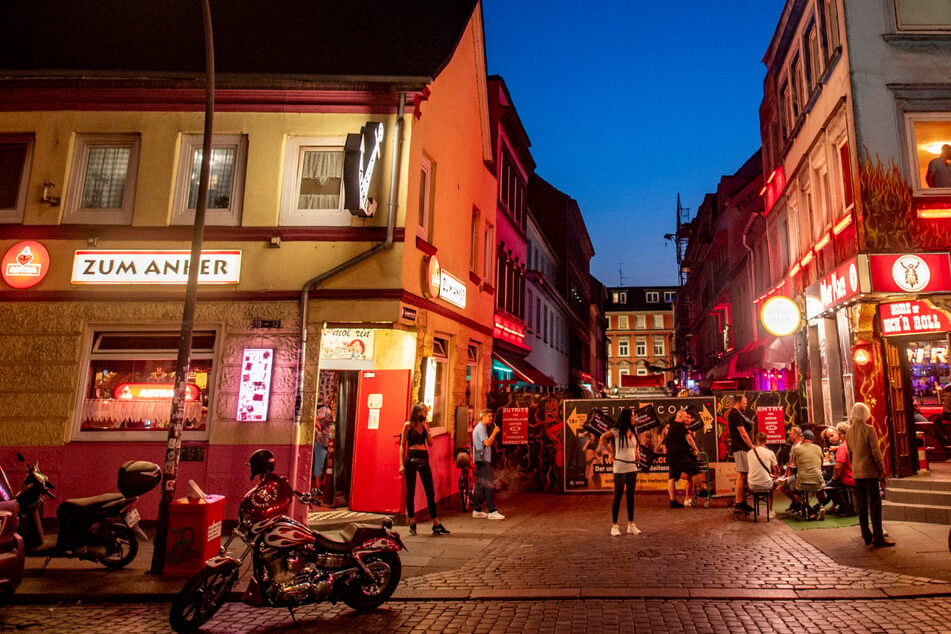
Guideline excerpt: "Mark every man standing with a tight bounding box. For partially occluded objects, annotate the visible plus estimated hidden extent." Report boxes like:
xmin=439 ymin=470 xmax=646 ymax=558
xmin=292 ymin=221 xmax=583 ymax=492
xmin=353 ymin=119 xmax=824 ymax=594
xmin=846 ymin=402 xmax=894 ymax=547
xmin=728 ymin=394 xmax=755 ymax=513
xmin=927 ymin=144 xmax=951 ymax=188
xmin=472 ymin=409 xmax=505 ymax=520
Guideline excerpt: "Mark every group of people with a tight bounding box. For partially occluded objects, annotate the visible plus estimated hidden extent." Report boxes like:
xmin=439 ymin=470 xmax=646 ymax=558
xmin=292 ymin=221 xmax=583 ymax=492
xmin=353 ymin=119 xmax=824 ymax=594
xmin=731 ymin=398 xmax=894 ymax=547
xmin=398 ymin=404 xmax=505 ymax=537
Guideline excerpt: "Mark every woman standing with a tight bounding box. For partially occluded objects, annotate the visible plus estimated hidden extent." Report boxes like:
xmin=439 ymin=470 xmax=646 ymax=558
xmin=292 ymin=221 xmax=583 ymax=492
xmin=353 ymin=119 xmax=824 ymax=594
xmin=399 ymin=402 xmax=450 ymax=536
xmin=599 ymin=408 xmax=641 ymax=536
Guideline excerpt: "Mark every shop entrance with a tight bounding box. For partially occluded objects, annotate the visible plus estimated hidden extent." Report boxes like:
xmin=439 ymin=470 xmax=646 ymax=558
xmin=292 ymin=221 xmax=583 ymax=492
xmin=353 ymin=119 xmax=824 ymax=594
xmin=883 ymin=335 xmax=950 ymax=477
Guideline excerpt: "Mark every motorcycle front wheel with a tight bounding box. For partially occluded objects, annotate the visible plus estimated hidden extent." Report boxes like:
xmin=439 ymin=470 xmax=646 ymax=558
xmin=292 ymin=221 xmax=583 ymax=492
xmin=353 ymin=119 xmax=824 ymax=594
xmin=343 ymin=552 xmax=402 ymax=612
xmin=169 ymin=562 xmax=239 ymax=633
xmin=100 ymin=523 xmax=138 ymax=569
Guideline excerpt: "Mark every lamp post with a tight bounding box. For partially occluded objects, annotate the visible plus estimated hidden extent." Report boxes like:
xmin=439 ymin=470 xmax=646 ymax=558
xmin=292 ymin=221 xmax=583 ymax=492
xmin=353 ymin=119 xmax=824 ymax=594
xmin=149 ymin=0 xmax=215 ymax=576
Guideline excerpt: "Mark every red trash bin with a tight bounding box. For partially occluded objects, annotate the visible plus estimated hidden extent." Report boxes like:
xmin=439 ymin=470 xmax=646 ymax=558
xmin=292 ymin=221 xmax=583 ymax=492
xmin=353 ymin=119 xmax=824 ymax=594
xmin=163 ymin=494 xmax=225 ymax=578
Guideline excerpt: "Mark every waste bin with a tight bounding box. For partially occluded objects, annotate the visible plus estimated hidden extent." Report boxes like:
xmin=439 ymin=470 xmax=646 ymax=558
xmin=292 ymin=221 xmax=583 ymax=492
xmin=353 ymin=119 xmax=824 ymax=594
xmin=163 ymin=494 xmax=225 ymax=578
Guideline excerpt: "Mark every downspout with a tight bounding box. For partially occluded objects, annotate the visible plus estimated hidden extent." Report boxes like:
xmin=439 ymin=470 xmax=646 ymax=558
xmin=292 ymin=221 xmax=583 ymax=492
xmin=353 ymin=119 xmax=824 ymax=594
xmin=741 ymin=211 xmax=760 ymax=339
xmin=289 ymin=92 xmax=405 ymax=501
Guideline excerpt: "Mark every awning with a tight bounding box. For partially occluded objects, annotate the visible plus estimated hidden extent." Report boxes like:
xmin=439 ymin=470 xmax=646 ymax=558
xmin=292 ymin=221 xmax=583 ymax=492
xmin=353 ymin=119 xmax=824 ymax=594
xmin=734 ymin=336 xmax=795 ymax=373
xmin=492 ymin=352 xmax=557 ymax=387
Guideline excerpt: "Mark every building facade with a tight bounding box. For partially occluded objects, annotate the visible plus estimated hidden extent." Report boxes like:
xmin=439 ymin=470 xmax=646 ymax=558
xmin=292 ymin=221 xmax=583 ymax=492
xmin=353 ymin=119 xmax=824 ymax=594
xmin=607 ymin=286 xmax=677 ymax=394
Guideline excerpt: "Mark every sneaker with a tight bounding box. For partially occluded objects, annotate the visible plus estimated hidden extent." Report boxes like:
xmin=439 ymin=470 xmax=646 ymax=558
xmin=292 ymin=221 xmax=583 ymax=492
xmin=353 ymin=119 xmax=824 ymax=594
xmin=683 ymin=498 xmax=695 ymax=508
xmin=670 ymin=500 xmax=684 ymax=508
xmin=627 ymin=524 xmax=641 ymax=534
xmin=816 ymin=508 xmax=825 ymax=520
xmin=768 ymin=511 xmax=777 ymax=519
xmin=610 ymin=526 xmax=621 ymax=537
xmin=487 ymin=511 xmax=505 ymax=520
xmin=472 ymin=510 xmax=488 ymax=519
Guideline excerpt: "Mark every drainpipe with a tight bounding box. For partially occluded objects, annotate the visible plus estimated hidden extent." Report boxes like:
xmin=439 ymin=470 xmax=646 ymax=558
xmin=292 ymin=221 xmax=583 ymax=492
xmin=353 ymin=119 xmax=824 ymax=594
xmin=289 ymin=92 xmax=405 ymax=503
xmin=741 ymin=211 xmax=760 ymax=338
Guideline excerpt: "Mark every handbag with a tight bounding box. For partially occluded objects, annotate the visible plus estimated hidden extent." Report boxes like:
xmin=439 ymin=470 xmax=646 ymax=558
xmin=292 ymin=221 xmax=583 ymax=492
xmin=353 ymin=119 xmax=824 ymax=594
xmin=473 ymin=446 xmax=487 ymax=463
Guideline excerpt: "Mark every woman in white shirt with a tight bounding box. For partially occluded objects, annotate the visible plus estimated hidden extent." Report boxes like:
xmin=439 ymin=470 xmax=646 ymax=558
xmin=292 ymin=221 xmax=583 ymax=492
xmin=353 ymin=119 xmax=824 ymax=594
xmin=599 ymin=408 xmax=641 ymax=537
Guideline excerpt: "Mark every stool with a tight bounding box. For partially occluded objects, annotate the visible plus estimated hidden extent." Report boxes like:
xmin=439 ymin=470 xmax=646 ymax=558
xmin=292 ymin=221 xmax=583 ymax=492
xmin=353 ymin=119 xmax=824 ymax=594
xmin=748 ymin=488 xmax=772 ymax=522
xmin=797 ymin=487 xmax=822 ymax=520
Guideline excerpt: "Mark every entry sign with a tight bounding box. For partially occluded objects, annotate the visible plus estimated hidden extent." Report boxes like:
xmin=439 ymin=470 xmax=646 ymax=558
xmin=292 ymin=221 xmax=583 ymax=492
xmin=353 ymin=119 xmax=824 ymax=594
xmin=880 ymin=300 xmax=951 ymax=335
xmin=501 ymin=407 xmax=529 ymax=445
xmin=757 ymin=406 xmax=785 ymax=444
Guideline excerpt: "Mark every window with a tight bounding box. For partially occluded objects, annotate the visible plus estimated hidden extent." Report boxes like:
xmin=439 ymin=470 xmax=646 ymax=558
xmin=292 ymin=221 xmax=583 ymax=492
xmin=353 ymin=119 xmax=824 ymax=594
xmin=635 ymin=365 xmax=648 ymax=376
xmin=280 ymin=136 xmax=348 ymax=226
xmin=907 ymin=115 xmax=951 ymax=192
xmin=635 ymin=315 xmax=647 ymax=329
xmin=619 ymin=368 xmax=630 ymax=381
xmin=535 ymin=298 xmax=541 ymax=333
xmin=612 ymin=291 xmax=627 ymax=304
xmin=790 ymin=56 xmax=803 ymax=122
xmin=469 ymin=207 xmax=480 ymax=272
xmin=424 ymin=337 xmax=450 ymax=428
xmin=172 ymin=134 xmax=246 ymax=226
xmin=635 ymin=337 xmax=647 ymax=357
xmin=618 ymin=315 xmax=629 ymax=330
xmin=418 ymin=157 xmax=434 ymax=239
xmin=526 ymin=290 xmax=533 ymax=330
xmin=653 ymin=338 xmax=665 ymax=356
xmin=543 ymin=305 xmax=549 ymax=343
xmin=79 ymin=330 xmax=216 ymax=437
xmin=653 ymin=314 xmax=665 ymax=329
xmin=895 ymin=0 xmax=951 ymax=31
xmin=482 ymin=222 xmax=494 ymax=282
xmin=64 ymin=134 xmax=140 ymax=225
xmin=819 ymin=0 xmax=841 ymax=58
xmin=803 ymin=20 xmax=821 ymax=92
xmin=664 ymin=291 xmax=675 ymax=303
xmin=646 ymin=291 xmax=659 ymax=303
xmin=618 ymin=338 xmax=629 ymax=357
xmin=0 ymin=133 xmax=33 ymax=223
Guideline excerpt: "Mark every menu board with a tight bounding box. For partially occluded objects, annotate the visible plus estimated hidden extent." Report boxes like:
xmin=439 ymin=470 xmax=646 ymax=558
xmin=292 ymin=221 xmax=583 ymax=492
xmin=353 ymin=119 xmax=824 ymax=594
xmin=237 ymin=348 xmax=274 ymax=422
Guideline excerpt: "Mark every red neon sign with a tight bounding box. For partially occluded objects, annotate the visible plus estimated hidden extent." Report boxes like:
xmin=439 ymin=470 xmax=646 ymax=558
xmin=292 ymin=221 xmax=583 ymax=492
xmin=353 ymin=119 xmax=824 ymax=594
xmin=114 ymin=383 xmax=200 ymax=401
xmin=2 ymin=241 xmax=50 ymax=289
xmin=759 ymin=167 xmax=786 ymax=216
xmin=493 ymin=312 xmax=528 ymax=349
xmin=880 ymin=300 xmax=951 ymax=335
xmin=868 ymin=253 xmax=951 ymax=294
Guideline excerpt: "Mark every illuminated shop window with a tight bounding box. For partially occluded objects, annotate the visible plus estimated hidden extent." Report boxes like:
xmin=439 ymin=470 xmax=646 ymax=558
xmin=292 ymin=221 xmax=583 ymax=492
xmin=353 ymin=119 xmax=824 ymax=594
xmin=908 ymin=116 xmax=951 ymax=192
xmin=79 ymin=330 xmax=216 ymax=435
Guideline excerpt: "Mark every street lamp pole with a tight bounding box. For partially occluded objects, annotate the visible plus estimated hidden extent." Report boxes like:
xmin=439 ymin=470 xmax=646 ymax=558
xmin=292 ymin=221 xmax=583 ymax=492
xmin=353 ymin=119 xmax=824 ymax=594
xmin=149 ymin=0 xmax=215 ymax=575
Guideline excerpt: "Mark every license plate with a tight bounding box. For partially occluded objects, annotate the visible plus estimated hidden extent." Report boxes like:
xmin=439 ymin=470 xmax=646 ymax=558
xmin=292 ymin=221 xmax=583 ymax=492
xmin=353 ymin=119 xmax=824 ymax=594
xmin=125 ymin=508 xmax=140 ymax=527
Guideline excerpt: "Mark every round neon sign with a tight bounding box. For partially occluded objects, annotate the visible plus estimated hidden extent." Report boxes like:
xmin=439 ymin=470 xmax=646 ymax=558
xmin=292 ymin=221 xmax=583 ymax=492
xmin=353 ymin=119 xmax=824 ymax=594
xmin=760 ymin=296 xmax=801 ymax=337
xmin=853 ymin=348 xmax=872 ymax=366
xmin=2 ymin=240 xmax=50 ymax=289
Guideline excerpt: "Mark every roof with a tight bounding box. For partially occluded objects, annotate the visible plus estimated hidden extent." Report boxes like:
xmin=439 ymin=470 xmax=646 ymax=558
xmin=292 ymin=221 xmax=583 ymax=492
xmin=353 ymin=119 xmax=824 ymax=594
xmin=0 ymin=0 xmax=479 ymax=82
xmin=606 ymin=286 xmax=677 ymax=311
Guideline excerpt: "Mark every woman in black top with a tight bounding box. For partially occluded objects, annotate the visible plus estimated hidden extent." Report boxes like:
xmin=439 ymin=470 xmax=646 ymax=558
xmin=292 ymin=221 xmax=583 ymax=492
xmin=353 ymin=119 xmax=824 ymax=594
xmin=399 ymin=402 xmax=449 ymax=536
xmin=664 ymin=409 xmax=702 ymax=507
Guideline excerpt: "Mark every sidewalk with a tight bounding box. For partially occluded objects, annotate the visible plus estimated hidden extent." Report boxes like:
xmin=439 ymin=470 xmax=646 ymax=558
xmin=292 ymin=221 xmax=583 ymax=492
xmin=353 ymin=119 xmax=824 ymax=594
xmin=10 ymin=491 xmax=951 ymax=605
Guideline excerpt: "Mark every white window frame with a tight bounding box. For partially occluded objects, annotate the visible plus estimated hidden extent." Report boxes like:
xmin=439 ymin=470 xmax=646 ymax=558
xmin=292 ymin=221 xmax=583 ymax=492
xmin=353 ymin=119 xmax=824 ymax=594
xmin=905 ymin=113 xmax=951 ymax=195
xmin=483 ymin=221 xmax=494 ymax=282
xmin=63 ymin=133 xmax=140 ymax=225
xmin=646 ymin=291 xmax=659 ymax=303
xmin=664 ymin=291 xmax=675 ymax=303
xmin=618 ymin=338 xmax=630 ymax=357
xmin=653 ymin=338 xmax=666 ymax=356
xmin=635 ymin=366 xmax=648 ymax=376
xmin=73 ymin=326 xmax=219 ymax=441
xmin=418 ymin=156 xmax=434 ymax=240
xmin=280 ymin=136 xmax=348 ymax=226
xmin=635 ymin=314 xmax=647 ymax=330
xmin=0 ymin=133 xmax=33 ymax=223
xmin=635 ymin=337 xmax=647 ymax=357
xmin=653 ymin=314 xmax=664 ymax=329
xmin=618 ymin=315 xmax=629 ymax=330
xmin=172 ymin=134 xmax=247 ymax=226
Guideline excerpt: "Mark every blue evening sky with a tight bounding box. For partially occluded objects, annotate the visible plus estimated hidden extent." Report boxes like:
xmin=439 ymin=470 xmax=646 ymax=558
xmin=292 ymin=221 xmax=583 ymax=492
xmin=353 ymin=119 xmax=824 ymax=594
xmin=482 ymin=1 xmax=786 ymax=288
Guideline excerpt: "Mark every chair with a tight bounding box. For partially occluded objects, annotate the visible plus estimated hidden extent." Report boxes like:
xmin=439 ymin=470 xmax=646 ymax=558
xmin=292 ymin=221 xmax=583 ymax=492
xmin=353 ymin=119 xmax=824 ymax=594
xmin=748 ymin=488 xmax=772 ymax=522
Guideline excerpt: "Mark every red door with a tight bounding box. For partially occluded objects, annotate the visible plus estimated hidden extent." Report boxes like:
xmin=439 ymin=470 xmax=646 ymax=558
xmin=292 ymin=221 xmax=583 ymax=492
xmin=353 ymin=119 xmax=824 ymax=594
xmin=349 ymin=369 xmax=412 ymax=513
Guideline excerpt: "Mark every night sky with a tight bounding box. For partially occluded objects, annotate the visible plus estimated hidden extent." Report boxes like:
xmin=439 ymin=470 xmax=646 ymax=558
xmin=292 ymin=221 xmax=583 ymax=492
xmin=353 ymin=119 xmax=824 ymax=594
xmin=482 ymin=1 xmax=785 ymax=288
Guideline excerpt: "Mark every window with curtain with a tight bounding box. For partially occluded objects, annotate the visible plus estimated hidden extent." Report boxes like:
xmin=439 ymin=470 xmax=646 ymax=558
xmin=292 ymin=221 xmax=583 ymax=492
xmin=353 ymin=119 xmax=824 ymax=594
xmin=64 ymin=134 xmax=140 ymax=225
xmin=172 ymin=134 xmax=246 ymax=226
xmin=280 ymin=136 xmax=348 ymax=226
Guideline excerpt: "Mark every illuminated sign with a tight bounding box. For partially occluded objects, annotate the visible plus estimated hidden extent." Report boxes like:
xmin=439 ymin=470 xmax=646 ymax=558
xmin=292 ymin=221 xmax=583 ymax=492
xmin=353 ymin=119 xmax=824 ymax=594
xmin=423 ymin=255 xmax=441 ymax=299
xmin=320 ymin=328 xmax=374 ymax=360
xmin=2 ymin=240 xmax=50 ymax=289
xmin=343 ymin=121 xmax=384 ymax=217
xmin=114 ymin=383 xmax=200 ymax=401
xmin=759 ymin=166 xmax=786 ymax=216
xmin=880 ymin=300 xmax=951 ymax=335
xmin=759 ymin=295 xmax=801 ymax=336
xmin=501 ymin=407 xmax=529 ymax=444
xmin=71 ymin=250 xmax=241 ymax=285
xmin=756 ymin=406 xmax=785 ymax=444
xmin=494 ymin=313 xmax=528 ymax=348
xmin=853 ymin=347 xmax=872 ymax=366
xmin=236 ymin=348 xmax=273 ymax=422
xmin=868 ymin=253 xmax=951 ymax=294
xmin=439 ymin=269 xmax=466 ymax=308
xmin=804 ymin=256 xmax=865 ymax=318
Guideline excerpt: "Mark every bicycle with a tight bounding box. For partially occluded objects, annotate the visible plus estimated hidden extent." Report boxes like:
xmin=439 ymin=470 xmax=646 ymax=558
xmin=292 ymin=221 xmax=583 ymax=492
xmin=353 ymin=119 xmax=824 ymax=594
xmin=456 ymin=449 xmax=474 ymax=512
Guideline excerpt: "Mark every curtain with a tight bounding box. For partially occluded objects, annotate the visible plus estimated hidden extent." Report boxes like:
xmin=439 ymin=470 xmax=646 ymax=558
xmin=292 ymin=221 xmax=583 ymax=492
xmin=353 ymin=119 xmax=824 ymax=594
xmin=298 ymin=149 xmax=343 ymax=209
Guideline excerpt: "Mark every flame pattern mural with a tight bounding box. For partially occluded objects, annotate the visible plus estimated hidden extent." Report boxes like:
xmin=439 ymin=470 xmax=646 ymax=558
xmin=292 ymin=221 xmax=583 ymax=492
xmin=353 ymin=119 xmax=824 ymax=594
xmin=851 ymin=341 xmax=893 ymax=476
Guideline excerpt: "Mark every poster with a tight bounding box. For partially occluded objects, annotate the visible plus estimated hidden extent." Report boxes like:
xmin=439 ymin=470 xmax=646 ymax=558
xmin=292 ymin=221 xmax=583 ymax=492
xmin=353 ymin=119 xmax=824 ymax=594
xmin=501 ymin=407 xmax=529 ymax=444
xmin=757 ymin=406 xmax=785 ymax=444
xmin=563 ymin=397 xmax=717 ymax=492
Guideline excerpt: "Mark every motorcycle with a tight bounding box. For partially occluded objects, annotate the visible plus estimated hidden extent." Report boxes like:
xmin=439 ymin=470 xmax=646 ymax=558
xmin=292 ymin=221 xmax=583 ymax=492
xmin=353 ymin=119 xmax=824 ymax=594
xmin=15 ymin=453 xmax=160 ymax=569
xmin=169 ymin=449 xmax=406 ymax=633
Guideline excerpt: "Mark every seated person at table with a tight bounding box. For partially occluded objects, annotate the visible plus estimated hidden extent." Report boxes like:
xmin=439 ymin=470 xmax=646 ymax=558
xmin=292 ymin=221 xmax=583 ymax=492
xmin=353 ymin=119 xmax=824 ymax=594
xmin=933 ymin=393 xmax=951 ymax=445
xmin=790 ymin=429 xmax=825 ymax=519
xmin=819 ymin=426 xmax=838 ymax=450
xmin=776 ymin=426 xmax=802 ymax=511
xmin=747 ymin=432 xmax=780 ymax=517
xmin=818 ymin=422 xmax=855 ymax=515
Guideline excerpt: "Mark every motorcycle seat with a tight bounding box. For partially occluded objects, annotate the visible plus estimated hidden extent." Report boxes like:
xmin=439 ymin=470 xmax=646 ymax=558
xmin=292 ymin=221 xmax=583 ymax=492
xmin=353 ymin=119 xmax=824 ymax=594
xmin=315 ymin=522 xmax=388 ymax=552
xmin=58 ymin=493 xmax=125 ymax=512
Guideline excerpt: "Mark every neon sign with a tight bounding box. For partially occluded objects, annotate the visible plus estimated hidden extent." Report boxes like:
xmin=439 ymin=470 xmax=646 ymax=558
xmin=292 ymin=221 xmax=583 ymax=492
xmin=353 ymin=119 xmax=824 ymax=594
xmin=343 ymin=121 xmax=383 ymax=217
xmin=71 ymin=250 xmax=241 ymax=284
xmin=114 ymin=383 xmax=200 ymax=401
xmin=2 ymin=241 xmax=50 ymax=289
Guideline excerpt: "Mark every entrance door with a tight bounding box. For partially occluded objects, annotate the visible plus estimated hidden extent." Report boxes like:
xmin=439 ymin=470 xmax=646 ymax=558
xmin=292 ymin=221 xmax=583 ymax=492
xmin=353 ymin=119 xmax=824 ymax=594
xmin=884 ymin=340 xmax=915 ymax=477
xmin=332 ymin=371 xmax=359 ymax=507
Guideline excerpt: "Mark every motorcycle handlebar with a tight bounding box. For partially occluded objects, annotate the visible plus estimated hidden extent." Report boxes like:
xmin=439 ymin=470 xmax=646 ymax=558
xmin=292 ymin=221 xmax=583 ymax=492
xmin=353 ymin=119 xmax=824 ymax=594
xmin=293 ymin=490 xmax=318 ymax=507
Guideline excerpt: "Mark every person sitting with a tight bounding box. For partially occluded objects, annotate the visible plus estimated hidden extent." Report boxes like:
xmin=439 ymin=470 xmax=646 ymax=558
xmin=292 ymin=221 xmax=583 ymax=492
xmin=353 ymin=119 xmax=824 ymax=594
xmin=819 ymin=426 xmax=838 ymax=450
xmin=775 ymin=426 xmax=802 ymax=512
xmin=818 ymin=422 xmax=855 ymax=515
xmin=790 ymin=429 xmax=825 ymax=519
xmin=746 ymin=432 xmax=780 ymax=518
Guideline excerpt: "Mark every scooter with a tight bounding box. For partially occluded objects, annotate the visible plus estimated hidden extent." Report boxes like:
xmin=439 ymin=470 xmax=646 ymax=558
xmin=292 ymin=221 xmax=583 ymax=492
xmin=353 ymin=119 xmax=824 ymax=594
xmin=15 ymin=453 xmax=160 ymax=569
xmin=169 ymin=449 xmax=406 ymax=633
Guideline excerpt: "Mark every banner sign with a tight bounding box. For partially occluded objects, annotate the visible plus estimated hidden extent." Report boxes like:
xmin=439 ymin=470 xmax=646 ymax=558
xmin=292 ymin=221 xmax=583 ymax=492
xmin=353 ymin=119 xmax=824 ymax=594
xmin=562 ymin=397 xmax=716 ymax=492
xmin=880 ymin=300 xmax=951 ymax=335
xmin=320 ymin=328 xmax=374 ymax=360
xmin=71 ymin=250 xmax=241 ymax=284
xmin=804 ymin=256 xmax=864 ymax=318
xmin=868 ymin=253 xmax=951 ymax=294
xmin=501 ymin=407 xmax=529 ymax=444
xmin=756 ymin=406 xmax=785 ymax=444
